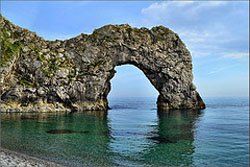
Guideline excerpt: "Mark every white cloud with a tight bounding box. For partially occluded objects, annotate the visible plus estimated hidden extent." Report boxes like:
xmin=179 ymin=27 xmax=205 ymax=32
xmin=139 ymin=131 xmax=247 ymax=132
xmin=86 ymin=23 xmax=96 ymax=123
xmin=141 ymin=1 xmax=194 ymax=23
xmin=141 ymin=1 xmax=248 ymax=60
xmin=208 ymin=67 xmax=225 ymax=75
xmin=177 ymin=29 xmax=233 ymax=58
xmin=179 ymin=29 xmax=220 ymax=43
xmin=207 ymin=64 xmax=240 ymax=75
xmin=141 ymin=1 xmax=194 ymax=14
xmin=204 ymin=1 xmax=228 ymax=7
xmin=224 ymin=52 xmax=249 ymax=59
xmin=141 ymin=1 xmax=228 ymax=18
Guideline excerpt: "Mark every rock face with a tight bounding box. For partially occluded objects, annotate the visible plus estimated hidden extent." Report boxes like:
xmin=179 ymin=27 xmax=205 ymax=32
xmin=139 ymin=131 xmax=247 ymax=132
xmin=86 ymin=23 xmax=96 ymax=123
xmin=0 ymin=16 xmax=205 ymax=112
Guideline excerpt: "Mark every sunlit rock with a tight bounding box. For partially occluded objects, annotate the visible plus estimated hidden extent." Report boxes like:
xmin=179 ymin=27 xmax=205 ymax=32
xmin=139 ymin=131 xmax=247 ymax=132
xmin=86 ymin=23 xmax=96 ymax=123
xmin=0 ymin=15 xmax=205 ymax=112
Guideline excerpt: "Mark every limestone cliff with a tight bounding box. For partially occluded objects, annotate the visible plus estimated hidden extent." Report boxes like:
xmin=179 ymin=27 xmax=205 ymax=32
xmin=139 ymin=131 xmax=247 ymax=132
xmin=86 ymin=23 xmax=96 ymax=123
xmin=0 ymin=16 xmax=205 ymax=112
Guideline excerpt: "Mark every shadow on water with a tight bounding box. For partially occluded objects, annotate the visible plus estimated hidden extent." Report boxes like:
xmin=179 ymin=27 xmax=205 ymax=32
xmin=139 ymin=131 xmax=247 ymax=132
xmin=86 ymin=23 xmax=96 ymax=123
xmin=140 ymin=109 xmax=203 ymax=166
xmin=149 ymin=109 xmax=203 ymax=143
xmin=105 ymin=107 xmax=203 ymax=166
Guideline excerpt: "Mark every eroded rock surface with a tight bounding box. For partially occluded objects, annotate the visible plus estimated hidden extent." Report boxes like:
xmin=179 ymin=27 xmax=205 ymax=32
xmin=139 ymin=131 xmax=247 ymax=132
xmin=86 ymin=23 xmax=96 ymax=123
xmin=0 ymin=16 xmax=205 ymax=112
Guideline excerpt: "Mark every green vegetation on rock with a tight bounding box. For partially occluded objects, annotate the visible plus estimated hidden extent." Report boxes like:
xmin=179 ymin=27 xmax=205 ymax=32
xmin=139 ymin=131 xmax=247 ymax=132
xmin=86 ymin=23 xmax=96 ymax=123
xmin=18 ymin=78 xmax=34 ymax=87
xmin=0 ymin=28 xmax=23 ymax=66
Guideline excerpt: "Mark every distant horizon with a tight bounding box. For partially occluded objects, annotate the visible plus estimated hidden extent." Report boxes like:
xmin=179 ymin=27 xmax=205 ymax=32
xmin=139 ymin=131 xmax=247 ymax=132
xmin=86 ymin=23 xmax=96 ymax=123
xmin=1 ymin=1 xmax=249 ymax=97
xmin=108 ymin=95 xmax=250 ymax=98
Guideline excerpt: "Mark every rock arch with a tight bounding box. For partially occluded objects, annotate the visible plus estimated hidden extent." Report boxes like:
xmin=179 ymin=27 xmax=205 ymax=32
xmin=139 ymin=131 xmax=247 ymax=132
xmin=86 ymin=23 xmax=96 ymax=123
xmin=0 ymin=16 xmax=205 ymax=112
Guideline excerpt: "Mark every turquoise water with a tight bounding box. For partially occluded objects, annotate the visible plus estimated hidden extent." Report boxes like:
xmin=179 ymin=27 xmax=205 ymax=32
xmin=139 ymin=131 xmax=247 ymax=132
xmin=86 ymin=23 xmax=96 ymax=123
xmin=0 ymin=97 xmax=249 ymax=166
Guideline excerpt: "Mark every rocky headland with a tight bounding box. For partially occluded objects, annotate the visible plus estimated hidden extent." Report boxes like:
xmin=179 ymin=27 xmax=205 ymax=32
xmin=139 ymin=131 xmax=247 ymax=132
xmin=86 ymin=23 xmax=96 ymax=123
xmin=0 ymin=15 xmax=205 ymax=112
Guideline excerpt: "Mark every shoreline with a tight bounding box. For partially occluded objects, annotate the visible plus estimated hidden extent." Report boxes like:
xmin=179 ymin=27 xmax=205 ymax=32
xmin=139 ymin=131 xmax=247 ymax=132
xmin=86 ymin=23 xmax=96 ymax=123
xmin=0 ymin=148 xmax=64 ymax=167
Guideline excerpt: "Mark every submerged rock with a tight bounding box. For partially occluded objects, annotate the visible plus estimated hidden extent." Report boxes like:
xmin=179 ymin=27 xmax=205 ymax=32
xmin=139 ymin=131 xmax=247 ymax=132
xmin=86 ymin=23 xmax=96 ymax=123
xmin=46 ymin=129 xmax=90 ymax=134
xmin=0 ymin=15 xmax=205 ymax=112
xmin=147 ymin=136 xmax=176 ymax=144
xmin=46 ymin=129 xmax=75 ymax=134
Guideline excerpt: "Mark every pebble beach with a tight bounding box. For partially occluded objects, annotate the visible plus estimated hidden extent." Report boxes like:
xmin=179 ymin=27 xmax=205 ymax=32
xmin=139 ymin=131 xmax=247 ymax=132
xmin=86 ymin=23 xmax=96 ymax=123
xmin=0 ymin=148 xmax=63 ymax=167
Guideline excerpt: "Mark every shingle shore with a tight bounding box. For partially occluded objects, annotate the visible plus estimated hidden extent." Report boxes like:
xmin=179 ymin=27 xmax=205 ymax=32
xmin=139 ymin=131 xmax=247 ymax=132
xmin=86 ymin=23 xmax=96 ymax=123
xmin=0 ymin=148 xmax=63 ymax=167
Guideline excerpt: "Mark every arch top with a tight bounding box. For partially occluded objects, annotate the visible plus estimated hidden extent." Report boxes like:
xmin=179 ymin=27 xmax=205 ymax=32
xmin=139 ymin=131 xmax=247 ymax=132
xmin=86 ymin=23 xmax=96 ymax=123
xmin=0 ymin=15 xmax=205 ymax=112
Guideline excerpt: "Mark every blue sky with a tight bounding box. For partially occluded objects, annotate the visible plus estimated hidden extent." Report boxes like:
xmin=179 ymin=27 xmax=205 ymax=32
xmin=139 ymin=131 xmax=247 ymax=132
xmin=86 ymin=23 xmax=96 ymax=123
xmin=1 ymin=1 xmax=249 ymax=97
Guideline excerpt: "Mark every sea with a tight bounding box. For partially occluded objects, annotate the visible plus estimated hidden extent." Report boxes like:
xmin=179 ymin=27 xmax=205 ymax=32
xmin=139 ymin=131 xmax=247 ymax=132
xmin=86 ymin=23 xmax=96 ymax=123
xmin=0 ymin=97 xmax=249 ymax=167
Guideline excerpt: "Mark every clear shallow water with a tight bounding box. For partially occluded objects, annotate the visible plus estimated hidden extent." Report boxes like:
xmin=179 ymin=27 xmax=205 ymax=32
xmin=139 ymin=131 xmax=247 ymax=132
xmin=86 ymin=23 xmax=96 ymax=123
xmin=0 ymin=97 xmax=249 ymax=167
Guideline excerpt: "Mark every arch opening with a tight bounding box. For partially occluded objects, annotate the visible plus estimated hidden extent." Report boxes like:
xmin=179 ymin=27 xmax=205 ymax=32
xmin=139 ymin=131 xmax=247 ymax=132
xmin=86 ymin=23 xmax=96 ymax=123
xmin=108 ymin=64 xmax=159 ymax=109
